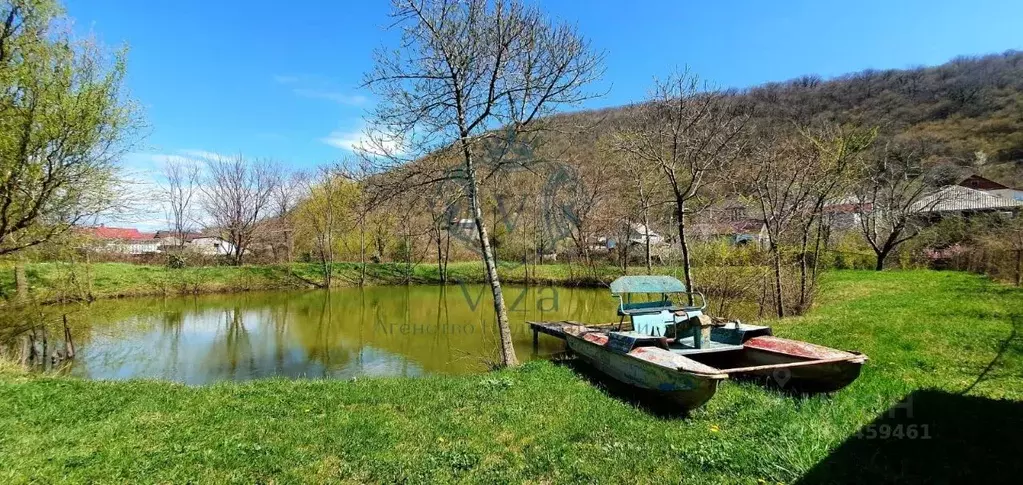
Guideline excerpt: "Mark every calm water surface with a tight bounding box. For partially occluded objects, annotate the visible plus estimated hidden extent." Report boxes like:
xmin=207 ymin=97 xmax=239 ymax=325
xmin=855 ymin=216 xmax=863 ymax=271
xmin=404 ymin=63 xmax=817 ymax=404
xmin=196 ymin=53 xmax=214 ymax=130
xmin=45 ymin=285 xmax=622 ymax=384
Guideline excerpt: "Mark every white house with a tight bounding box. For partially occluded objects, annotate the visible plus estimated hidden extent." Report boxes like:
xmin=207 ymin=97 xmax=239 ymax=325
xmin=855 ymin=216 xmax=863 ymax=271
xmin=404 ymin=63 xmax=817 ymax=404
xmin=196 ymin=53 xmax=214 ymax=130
xmin=628 ymin=224 xmax=663 ymax=246
xmin=187 ymin=236 xmax=237 ymax=256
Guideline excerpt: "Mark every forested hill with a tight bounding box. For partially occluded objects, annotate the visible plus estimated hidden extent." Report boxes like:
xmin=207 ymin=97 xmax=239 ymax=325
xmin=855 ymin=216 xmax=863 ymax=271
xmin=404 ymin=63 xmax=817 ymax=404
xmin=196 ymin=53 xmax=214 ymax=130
xmin=548 ymin=50 xmax=1023 ymax=187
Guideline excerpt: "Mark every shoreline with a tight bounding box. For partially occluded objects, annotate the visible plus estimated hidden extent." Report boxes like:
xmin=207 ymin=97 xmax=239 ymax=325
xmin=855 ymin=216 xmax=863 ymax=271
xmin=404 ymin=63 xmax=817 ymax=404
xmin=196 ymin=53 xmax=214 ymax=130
xmin=0 ymin=261 xmax=634 ymax=306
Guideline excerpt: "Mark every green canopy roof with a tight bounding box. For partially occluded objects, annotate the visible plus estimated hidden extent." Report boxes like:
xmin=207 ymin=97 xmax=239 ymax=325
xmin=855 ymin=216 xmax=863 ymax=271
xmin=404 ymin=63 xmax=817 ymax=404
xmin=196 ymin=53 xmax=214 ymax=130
xmin=609 ymin=275 xmax=686 ymax=294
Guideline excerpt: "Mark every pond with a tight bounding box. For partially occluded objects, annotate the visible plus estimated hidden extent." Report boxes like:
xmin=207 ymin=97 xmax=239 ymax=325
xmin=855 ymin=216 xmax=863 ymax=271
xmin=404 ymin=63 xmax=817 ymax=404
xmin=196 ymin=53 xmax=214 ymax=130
xmin=7 ymin=282 xmax=763 ymax=385
xmin=16 ymin=285 xmax=636 ymax=384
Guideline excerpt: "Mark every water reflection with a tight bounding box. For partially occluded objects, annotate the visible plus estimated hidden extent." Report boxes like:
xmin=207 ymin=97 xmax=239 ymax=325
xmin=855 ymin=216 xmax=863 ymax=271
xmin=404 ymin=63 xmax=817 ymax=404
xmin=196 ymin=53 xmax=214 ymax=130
xmin=48 ymin=285 xmax=619 ymax=384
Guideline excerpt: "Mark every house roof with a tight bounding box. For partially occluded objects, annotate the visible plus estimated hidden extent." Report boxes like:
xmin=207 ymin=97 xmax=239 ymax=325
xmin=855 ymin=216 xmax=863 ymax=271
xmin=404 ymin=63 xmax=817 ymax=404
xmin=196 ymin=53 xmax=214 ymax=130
xmin=81 ymin=226 xmax=154 ymax=240
xmin=153 ymin=230 xmax=205 ymax=241
xmin=958 ymin=175 xmax=1010 ymax=191
xmin=914 ymin=185 xmax=1023 ymax=213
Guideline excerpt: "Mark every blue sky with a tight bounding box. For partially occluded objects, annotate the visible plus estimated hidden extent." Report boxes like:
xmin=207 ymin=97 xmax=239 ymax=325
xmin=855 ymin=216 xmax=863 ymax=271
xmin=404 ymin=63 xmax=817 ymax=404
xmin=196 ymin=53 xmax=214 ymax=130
xmin=64 ymin=0 xmax=1022 ymax=226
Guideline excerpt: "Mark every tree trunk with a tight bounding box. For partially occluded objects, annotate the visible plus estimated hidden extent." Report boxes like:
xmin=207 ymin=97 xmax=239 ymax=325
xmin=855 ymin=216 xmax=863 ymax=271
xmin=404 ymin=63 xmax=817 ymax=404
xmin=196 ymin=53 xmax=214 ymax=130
xmin=321 ymin=252 xmax=332 ymax=288
xmin=642 ymin=214 xmax=650 ymax=272
xmin=773 ymin=245 xmax=785 ymax=318
xmin=465 ymin=147 xmax=517 ymax=367
xmin=435 ymin=222 xmax=447 ymax=283
xmin=63 ymin=314 xmax=75 ymax=359
xmin=798 ymin=224 xmax=810 ymax=311
xmin=443 ymin=230 xmax=450 ymax=283
xmin=1015 ymin=249 xmax=1021 ymax=287
xmin=359 ymin=218 xmax=367 ymax=286
xmin=233 ymin=236 xmax=244 ymax=266
xmin=875 ymin=249 xmax=888 ymax=271
xmin=14 ymin=263 xmax=27 ymax=301
xmin=675 ymin=201 xmax=694 ymax=303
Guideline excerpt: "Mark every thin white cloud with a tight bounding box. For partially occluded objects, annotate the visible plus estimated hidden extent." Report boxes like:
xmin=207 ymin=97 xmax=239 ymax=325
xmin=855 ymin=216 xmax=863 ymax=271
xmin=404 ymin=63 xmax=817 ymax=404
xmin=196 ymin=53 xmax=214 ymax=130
xmin=180 ymin=149 xmax=230 ymax=162
xmin=293 ymin=88 xmax=367 ymax=106
xmin=322 ymin=127 xmax=404 ymax=157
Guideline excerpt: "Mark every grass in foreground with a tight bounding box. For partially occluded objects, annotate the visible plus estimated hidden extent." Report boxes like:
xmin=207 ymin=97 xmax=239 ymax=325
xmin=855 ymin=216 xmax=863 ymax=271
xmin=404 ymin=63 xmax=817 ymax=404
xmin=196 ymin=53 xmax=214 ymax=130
xmin=1 ymin=270 xmax=1021 ymax=483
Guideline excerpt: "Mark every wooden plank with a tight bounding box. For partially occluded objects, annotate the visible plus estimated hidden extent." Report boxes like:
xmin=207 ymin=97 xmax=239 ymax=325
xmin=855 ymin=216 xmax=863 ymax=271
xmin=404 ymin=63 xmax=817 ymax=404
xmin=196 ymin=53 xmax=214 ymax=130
xmin=527 ymin=321 xmax=623 ymax=341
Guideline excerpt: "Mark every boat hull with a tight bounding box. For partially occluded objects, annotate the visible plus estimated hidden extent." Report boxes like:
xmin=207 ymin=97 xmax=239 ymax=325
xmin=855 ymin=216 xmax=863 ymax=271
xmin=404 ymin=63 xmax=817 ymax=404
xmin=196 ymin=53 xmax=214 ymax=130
xmin=565 ymin=332 xmax=722 ymax=410
xmin=679 ymin=336 xmax=867 ymax=393
xmin=726 ymin=357 xmax=864 ymax=392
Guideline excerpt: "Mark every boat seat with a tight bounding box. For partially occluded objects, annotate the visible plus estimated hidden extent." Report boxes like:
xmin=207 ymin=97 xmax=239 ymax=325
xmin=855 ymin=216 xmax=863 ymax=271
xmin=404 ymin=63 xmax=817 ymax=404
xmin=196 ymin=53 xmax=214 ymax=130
xmin=630 ymin=310 xmax=705 ymax=349
xmin=617 ymin=300 xmax=682 ymax=316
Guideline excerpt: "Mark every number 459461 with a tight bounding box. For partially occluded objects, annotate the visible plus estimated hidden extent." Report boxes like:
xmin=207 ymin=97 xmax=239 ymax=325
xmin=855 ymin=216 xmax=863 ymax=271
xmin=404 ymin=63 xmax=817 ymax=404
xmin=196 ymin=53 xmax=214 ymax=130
xmin=856 ymin=424 xmax=931 ymax=440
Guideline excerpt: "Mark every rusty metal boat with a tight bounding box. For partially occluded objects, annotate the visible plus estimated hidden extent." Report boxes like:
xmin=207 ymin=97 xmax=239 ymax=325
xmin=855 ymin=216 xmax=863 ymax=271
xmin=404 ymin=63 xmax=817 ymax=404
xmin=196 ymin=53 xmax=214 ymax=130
xmin=562 ymin=325 xmax=727 ymax=409
xmin=540 ymin=275 xmax=867 ymax=409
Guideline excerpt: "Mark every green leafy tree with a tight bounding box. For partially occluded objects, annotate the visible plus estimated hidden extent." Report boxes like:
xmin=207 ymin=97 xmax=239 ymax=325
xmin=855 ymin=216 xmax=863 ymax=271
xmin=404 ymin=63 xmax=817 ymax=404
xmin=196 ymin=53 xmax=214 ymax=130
xmin=0 ymin=0 xmax=140 ymax=255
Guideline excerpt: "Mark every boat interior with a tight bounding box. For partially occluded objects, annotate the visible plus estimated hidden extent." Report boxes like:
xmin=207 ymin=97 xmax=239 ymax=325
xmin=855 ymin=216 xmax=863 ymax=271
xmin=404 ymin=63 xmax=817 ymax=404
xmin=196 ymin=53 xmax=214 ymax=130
xmin=608 ymin=275 xmax=859 ymax=372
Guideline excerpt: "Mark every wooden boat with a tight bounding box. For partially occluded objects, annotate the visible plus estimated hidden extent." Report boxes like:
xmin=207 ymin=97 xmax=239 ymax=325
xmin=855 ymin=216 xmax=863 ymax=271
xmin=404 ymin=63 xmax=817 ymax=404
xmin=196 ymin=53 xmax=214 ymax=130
xmin=562 ymin=325 xmax=726 ymax=410
xmin=551 ymin=276 xmax=866 ymax=409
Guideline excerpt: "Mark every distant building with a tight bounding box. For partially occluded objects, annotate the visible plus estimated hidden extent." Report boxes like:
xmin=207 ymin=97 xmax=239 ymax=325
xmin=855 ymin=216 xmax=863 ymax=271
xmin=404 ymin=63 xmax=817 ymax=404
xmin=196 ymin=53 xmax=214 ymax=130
xmin=823 ymin=196 xmax=873 ymax=231
xmin=957 ymin=175 xmax=1023 ymax=201
xmin=187 ymin=236 xmax=237 ymax=256
xmin=153 ymin=230 xmax=205 ymax=249
xmin=79 ymin=226 xmax=160 ymax=254
xmin=914 ymin=185 xmax=1023 ymax=215
xmin=691 ymin=220 xmax=768 ymax=247
xmin=704 ymin=198 xmax=754 ymax=221
xmin=695 ymin=199 xmax=768 ymax=247
xmin=627 ymin=224 xmax=663 ymax=246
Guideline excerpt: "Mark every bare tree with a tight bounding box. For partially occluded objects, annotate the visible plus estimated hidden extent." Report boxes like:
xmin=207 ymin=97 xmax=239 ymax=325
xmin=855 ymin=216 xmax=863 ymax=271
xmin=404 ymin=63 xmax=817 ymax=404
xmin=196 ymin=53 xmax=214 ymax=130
xmin=201 ymin=156 xmax=280 ymax=265
xmin=792 ymin=125 xmax=875 ymax=310
xmin=160 ymin=159 xmax=201 ymax=248
xmin=742 ymin=130 xmax=820 ymax=318
xmin=362 ymin=0 xmax=603 ymax=367
xmin=611 ymin=70 xmax=751 ymax=297
xmin=271 ymin=169 xmax=305 ymax=263
xmin=742 ymin=125 xmax=873 ymax=316
xmin=561 ymin=159 xmax=614 ymax=273
xmin=605 ymin=141 xmax=665 ymax=274
xmin=854 ymin=143 xmax=942 ymax=271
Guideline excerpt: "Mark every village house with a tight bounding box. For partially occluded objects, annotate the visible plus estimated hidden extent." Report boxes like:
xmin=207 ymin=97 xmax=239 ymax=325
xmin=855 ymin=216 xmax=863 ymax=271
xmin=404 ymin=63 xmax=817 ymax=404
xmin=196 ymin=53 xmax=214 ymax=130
xmin=694 ymin=199 xmax=769 ymax=247
xmin=79 ymin=227 xmax=238 ymax=256
xmin=79 ymin=226 xmax=160 ymax=255
xmin=153 ymin=231 xmax=238 ymax=256
xmin=957 ymin=174 xmax=1023 ymax=201
xmin=914 ymin=184 xmax=1023 ymax=216
xmin=187 ymin=236 xmax=238 ymax=256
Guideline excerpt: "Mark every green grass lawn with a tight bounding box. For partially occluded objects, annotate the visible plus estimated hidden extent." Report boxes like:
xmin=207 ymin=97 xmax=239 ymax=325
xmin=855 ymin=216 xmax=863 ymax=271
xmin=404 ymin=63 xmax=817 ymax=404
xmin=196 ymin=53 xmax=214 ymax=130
xmin=1 ymin=270 xmax=1021 ymax=483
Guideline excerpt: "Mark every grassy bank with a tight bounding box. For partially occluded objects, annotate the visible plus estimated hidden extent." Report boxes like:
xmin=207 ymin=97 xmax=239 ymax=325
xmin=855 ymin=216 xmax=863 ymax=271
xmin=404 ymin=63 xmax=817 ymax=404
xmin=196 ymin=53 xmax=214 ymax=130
xmin=1 ymin=270 xmax=1021 ymax=483
xmin=0 ymin=260 xmax=686 ymax=304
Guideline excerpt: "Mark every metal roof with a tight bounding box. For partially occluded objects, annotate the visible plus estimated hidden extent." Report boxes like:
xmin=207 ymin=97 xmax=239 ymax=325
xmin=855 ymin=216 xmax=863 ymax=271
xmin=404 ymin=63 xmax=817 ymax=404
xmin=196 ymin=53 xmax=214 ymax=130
xmin=914 ymin=185 xmax=1023 ymax=213
xmin=609 ymin=275 xmax=687 ymax=294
